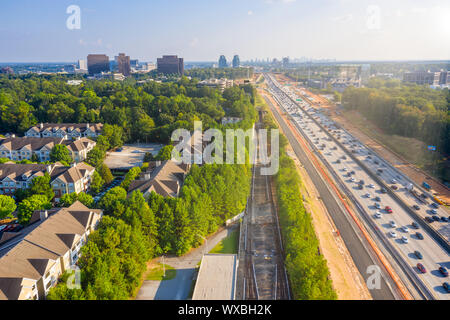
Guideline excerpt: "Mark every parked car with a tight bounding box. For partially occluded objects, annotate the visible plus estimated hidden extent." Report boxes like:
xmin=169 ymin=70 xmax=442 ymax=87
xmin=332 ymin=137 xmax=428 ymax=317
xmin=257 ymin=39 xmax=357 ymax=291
xmin=441 ymin=216 xmax=449 ymax=222
xmin=439 ymin=267 xmax=449 ymax=277
xmin=374 ymin=212 xmax=382 ymax=219
xmin=443 ymin=282 xmax=450 ymax=293
xmin=431 ymin=209 xmax=438 ymax=214
xmin=401 ymin=236 xmax=408 ymax=243
xmin=385 ymin=206 xmax=393 ymax=214
xmin=402 ymin=226 xmax=409 ymax=233
xmin=416 ymin=232 xmax=424 ymax=240
xmin=374 ymin=196 xmax=381 ymax=202
xmin=417 ymin=263 xmax=427 ymax=273
xmin=380 ymin=188 xmax=387 ymax=194
xmin=389 ymin=220 xmax=397 ymax=228
xmin=414 ymin=251 xmax=423 ymax=259
xmin=411 ymin=222 xmax=419 ymax=229
xmin=375 ymin=203 xmax=381 ymax=209
xmin=389 ymin=231 xmax=397 ymax=238
xmin=432 ymin=215 xmax=440 ymax=222
xmin=431 ymin=202 xmax=440 ymax=209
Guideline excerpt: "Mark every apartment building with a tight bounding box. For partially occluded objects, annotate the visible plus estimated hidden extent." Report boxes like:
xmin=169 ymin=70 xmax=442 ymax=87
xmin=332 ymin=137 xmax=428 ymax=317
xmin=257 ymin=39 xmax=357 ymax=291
xmin=0 ymin=136 xmax=95 ymax=163
xmin=25 ymin=123 xmax=103 ymax=139
xmin=0 ymin=201 xmax=102 ymax=300
xmin=128 ymin=160 xmax=190 ymax=197
xmin=0 ymin=162 xmax=95 ymax=200
xmin=50 ymin=163 xmax=95 ymax=201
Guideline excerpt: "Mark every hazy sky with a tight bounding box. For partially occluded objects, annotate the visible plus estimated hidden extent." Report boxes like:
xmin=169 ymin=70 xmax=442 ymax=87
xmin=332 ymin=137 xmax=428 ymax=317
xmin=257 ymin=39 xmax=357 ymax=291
xmin=0 ymin=0 xmax=449 ymax=62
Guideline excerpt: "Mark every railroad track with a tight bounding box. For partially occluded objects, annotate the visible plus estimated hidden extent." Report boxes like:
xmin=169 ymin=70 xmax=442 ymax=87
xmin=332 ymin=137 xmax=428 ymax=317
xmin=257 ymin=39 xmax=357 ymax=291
xmin=239 ymin=119 xmax=290 ymax=300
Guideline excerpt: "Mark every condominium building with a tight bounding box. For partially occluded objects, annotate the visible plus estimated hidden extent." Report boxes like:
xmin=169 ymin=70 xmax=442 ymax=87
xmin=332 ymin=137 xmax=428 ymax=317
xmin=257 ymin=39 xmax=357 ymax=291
xmin=25 ymin=123 xmax=103 ymax=139
xmin=0 ymin=137 xmax=96 ymax=163
xmin=0 ymin=201 xmax=102 ymax=300
xmin=0 ymin=162 xmax=95 ymax=200
xmin=128 ymin=160 xmax=190 ymax=197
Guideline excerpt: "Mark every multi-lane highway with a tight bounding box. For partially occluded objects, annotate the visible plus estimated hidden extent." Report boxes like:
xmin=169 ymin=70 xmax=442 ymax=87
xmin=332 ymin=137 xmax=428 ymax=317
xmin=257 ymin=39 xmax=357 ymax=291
xmin=264 ymin=73 xmax=450 ymax=299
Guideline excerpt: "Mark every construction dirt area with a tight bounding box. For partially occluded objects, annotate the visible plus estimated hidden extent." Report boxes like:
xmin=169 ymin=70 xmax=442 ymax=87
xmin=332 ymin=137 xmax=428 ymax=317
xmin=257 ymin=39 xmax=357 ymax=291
xmin=258 ymin=88 xmax=372 ymax=300
xmin=273 ymin=74 xmax=450 ymax=207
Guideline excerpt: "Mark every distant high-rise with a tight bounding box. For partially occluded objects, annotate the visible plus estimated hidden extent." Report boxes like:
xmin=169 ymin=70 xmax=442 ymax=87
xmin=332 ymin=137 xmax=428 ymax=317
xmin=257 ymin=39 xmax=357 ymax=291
xmin=130 ymin=59 xmax=139 ymax=68
xmin=157 ymin=55 xmax=184 ymax=75
xmin=115 ymin=53 xmax=131 ymax=76
xmin=232 ymin=55 xmax=240 ymax=68
xmin=87 ymin=54 xmax=110 ymax=75
xmin=218 ymin=55 xmax=227 ymax=68
xmin=282 ymin=57 xmax=289 ymax=68
xmin=77 ymin=59 xmax=87 ymax=70
xmin=403 ymin=71 xmax=440 ymax=85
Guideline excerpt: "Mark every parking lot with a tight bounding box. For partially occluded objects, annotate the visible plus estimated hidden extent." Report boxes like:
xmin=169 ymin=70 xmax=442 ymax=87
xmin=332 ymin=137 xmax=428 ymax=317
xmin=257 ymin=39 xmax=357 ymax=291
xmin=103 ymin=143 xmax=163 ymax=170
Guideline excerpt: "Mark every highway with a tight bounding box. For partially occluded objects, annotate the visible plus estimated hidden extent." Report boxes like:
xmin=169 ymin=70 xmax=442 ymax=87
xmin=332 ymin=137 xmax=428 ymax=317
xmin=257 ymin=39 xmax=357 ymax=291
xmin=264 ymin=73 xmax=450 ymax=299
xmin=261 ymin=89 xmax=399 ymax=299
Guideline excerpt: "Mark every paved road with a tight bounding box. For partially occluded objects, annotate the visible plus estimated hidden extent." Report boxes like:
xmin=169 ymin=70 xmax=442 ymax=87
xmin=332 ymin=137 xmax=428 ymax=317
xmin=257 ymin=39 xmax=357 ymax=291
xmin=267 ymin=74 xmax=450 ymax=300
xmin=136 ymin=226 xmax=238 ymax=300
xmin=262 ymin=92 xmax=396 ymax=300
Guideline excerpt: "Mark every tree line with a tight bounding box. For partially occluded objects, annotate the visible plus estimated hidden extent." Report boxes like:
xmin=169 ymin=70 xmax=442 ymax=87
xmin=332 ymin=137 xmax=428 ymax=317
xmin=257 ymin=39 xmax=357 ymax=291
xmin=342 ymin=79 xmax=450 ymax=156
xmin=0 ymin=74 xmax=255 ymax=144
xmin=184 ymin=67 xmax=254 ymax=80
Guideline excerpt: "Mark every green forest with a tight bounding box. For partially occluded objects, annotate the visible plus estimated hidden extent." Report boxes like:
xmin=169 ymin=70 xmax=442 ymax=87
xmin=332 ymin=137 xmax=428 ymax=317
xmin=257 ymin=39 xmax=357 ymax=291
xmin=342 ymin=79 xmax=450 ymax=156
xmin=184 ymin=67 xmax=253 ymax=80
xmin=0 ymin=74 xmax=255 ymax=143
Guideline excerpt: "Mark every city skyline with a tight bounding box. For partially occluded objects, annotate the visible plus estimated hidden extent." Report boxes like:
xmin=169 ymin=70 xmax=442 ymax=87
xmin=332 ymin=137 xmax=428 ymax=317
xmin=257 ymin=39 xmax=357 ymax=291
xmin=0 ymin=0 xmax=449 ymax=63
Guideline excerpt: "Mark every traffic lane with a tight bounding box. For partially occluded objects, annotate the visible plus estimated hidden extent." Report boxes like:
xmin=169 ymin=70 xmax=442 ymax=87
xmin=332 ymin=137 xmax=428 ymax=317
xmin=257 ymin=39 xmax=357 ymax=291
xmin=264 ymin=95 xmax=395 ymax=300
xmin=289 ymin=97 xmax=450 ymax=299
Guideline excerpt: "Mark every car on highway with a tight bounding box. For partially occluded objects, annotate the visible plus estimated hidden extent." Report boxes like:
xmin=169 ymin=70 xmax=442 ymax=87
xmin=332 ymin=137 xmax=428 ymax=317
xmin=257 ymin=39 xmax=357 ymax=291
xmin=390 ymin=220 xmax=397 ymax=228
xmin=401 ymin=226 xmax=409 ymax=233
xmin=385 ymin=206 xmax=393 ymax=213
xmin=443 ymin=282 xmax=450 ymax=293
xmin=389 ymin=231 xmax=397 ymax=238
xmin=412 ymin=205 xmax=420 ymax=210
xmin=439 ymin=267 xmax=449 ymax=277
xmin=411 ymin=222 xmax=419 ymax=229
xmin=417 ymin=263 xmax=427 ymax=273
xmin=391 ymin=179 xmax=397 ymax=184
xmin=425 ymin=217 xmax=434 ymax=223
xmin=414 ymin=251 xmax=423 ymax=259
xmin=391 ymin=185 xmax=398 ymax=190
xmin=431 ymin=202 xmax=440 ymax=209
xmin=441 ymin=216 xmax=449 ymax=223
xmin=432 ymin=215 xmax=440 ymax=222
xmin=374 ymin=211 xmax=382 ymax=219
xmin=401 ymin=236 xmax=408 ymax=243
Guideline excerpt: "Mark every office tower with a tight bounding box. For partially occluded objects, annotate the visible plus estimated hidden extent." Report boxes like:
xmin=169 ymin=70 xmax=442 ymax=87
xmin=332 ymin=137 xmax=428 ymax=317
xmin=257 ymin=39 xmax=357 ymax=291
xmin=130 ymin=59 xmax=139 ymax=68
xmin=115 ymin=53 xmax=131 ymax=76
xmin=282 ymin=57 xmax=289 ymax=68
xmin=218 ymin=55 xmax=227 ymax=68
xmin=77 ymin=59 xmax=87 ymax=70
xmin=232 ymin=55 xmax=240 ymax=68
xmin=156 ymin=55 xmax=184 ymax=75
xmin=87 ymin=54 xmax=110 ymax=75
xmin=403 ymin=71 xmax=440 ymax=85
